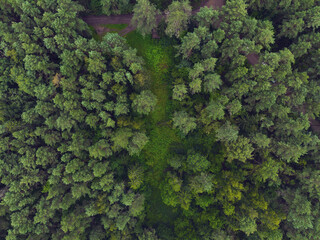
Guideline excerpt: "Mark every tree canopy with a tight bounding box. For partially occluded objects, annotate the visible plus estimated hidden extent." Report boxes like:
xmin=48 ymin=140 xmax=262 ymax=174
xmin=1 ymin=0 xmax=320 ymax=239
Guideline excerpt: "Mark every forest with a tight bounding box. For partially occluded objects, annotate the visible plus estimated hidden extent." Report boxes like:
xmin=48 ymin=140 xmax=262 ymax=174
xmin=0 ymin=0 xmax=320 ymax=239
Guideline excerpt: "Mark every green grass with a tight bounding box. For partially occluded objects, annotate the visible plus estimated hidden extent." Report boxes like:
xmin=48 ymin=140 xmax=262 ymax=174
xmin=144 ymin=126 xmax=179 ymax=174
xmin=145 ymin=187 xmax=178 ymax=227
xmin=103 ymin=23 xmax=128 ymax=30
xmin=125 ymin=31 xmax=180 ymax=224
xmin=126 ymin=30 xmax=177 ymax=162
xmin=126 ymin=31 xmax=173 ymax=121
xmin=125 ymin=32 xmax=154 ymax=56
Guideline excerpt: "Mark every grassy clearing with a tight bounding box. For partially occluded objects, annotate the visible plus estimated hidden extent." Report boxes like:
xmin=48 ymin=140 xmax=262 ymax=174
xmin=126 ymin=31 xmax=173 ymax=122
xmin=126 ymin=31 xmax=180 ymax=224
xmin=145 ymin=187 xmax=178 ymax=227
xmin=126 ymin=31 xmax=177 ymax=171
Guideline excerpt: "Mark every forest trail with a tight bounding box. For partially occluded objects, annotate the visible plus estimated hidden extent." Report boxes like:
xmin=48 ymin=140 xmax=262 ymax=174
xmin=205 ymin=0 xmax=225 ymax=9
xmin=83 ymin=14 xmax=132 ymax=25
xmin=83 ymin=0 xmax=225 ymax=36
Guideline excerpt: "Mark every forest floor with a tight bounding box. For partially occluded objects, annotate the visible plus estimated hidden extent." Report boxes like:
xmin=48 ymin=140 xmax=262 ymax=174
xmin=125 ymin=31 xmax=178 ymax=181
xmin=125 ymin=31 xmax=181 ymax=227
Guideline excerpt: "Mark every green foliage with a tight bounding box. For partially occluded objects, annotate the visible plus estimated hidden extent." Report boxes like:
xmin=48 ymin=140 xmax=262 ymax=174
xmin=225 ymin=136 xmax=254 ymax=163
xmin=215 ymin=121 xmax=239 ymax=143
xmin=2 ymin=0 xmax=320 ymax=239
xmin=173 ymin=83 xmax=188 ymax=101
xmin=165 ymin=0 xmax=192 ymax=38
xmin=132 ymin=90 xmax=158 ymax=115
xmin=186 ymin=151 xmax=210 ymax=172
xmin=286 ymin=191 xmax=314 ymax=230
xmin=100 ymin=0 xmax=132 ymax=15
xmin=89 ymin=0 xmax=102 ymax=15
xmin=131 ymin=0 xmax=160 ymax=36
xmin=196 ymin=6 xmax=220 ymax=28
xmin=128 ymin=165 xmax=144 ymax=190
xmin=172 ymin=111 xmax=197 ymax=135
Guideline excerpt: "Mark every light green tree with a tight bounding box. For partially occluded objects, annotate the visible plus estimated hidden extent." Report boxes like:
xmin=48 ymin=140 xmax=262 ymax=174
xmin=225 ymin=136 xmax=254 ymax=163
xmin=101 ymin=0 xmax=130 ymax=15
xmin=131 ymin=0 xmax=160 ymax=36
xmin=172 ymin=111 xmax=197 ymax=135
xmin=132 ymin=90 xmax=157 ymax=115
xmin=165 ymin=0 xmax=192 ymax=38
xmin=173 ymin=83 xmax=188 ymax=101
xmin=216 ymin=121 xmax=239 ymax=143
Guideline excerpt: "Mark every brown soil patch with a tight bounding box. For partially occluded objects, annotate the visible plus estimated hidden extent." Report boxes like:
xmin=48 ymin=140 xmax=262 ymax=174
xmin=119 ymin=26 xmax=136 ymax=36
xmin=205 ymin=0 xmax=225 ymax=9
xmin=310 ymin=119 xmax=320 ymax=133
xmin=246 ymin=53 xmax=260 ymax=65
xmin=93 ymin=25 xmax=110 ymax=35
xmin=83 ymin=14 xmax=132 ymax=25
xmin=300 ymin=105 xmax=320 ymax=134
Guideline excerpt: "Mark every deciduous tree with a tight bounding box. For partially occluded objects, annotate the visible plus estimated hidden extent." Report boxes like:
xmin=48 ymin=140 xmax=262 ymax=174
xmin=131 ymin=0 xmax=160 ymax=36
xmin=165 ymin=0 xmax=192 ymax=38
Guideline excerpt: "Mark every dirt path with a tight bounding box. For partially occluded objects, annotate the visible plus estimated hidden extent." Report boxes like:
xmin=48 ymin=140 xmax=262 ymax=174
xmin=206 ymin=0 xmax=225 ymax=9
xmin=83 ymin=0 xmax=225 ymax=36
xmin=83 ymin=14 xmax=133 ymax=36
xmin=83 ymin=14 xmax=132 ymax=25
xmin=119 ymin=15 xmax=163 ymax=36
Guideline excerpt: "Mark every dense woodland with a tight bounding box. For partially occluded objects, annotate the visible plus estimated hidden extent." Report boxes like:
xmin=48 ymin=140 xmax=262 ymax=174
xmin=1 ymin=0 xmax=320 ymax=239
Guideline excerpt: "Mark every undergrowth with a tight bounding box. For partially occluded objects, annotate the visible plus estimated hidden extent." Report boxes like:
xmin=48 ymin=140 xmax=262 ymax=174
xmin=126 ymin=31 xmax=180 ymax=225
